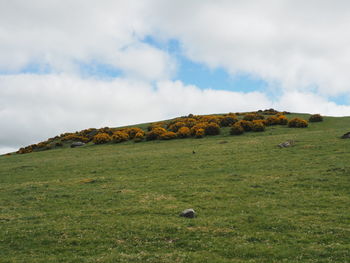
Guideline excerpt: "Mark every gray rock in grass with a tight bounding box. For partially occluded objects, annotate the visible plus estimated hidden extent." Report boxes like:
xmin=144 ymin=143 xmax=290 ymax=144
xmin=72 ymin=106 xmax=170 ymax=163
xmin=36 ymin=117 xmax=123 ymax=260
xmin=278 ymin=140 xmax=294 ymax=148
xmin=341 ymin=132 xmax=350 ymax=139
xmin=180 ymin=208 xmax=196 ymax=218
xmin=70 ymin=141 xmax=85 ymax=148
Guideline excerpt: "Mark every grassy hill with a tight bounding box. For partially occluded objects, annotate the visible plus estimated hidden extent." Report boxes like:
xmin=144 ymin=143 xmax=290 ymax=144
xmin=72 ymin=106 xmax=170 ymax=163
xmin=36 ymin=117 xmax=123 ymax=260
xmin=0 ymin=113 xmax=349 ymax=262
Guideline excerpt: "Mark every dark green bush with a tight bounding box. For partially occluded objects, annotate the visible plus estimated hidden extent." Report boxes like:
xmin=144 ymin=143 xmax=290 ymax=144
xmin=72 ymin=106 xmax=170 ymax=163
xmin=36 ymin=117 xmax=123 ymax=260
xmin=236 ymin=120 xmax=253 ymax=132
xmin=265 ymin=116 xmax=280 ymax=126
xmin=204 ymin=123 xmax=220 ymax=135
xmin=309 ymin=114 xmax=323 ymax=122
xmin=146 ymin=127 xmax=167 ymax=141
xmin=168 ymin=122 xmax=186 ymax=132
xmin=252 ymin=120 xmax=265 ymax=132
xmin=230 ymin=123 xmax=244 ymax=135
xmin=124 ymin=127 xmax=144 ymax=139
xmin=243 ymin=113 xmax=265 ymax=121
xmin=277 ymin=115 xmax=288 ymax=125
xmin=220 ymin=115 xmax=238 ymax=127
xmin=134 ymin=132 xmax=145 ymax=143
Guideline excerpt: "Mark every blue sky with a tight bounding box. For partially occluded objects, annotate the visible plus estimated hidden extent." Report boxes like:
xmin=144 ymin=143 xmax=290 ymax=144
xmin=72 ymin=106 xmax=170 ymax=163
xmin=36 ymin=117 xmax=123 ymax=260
xmin=142 ymin=36 xmax=269 ymax=93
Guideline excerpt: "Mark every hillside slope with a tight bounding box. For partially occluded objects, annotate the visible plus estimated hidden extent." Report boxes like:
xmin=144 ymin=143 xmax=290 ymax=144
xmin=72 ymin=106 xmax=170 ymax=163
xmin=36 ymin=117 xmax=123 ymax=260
xmin=1 ymin=114 xmax=350 ymax=262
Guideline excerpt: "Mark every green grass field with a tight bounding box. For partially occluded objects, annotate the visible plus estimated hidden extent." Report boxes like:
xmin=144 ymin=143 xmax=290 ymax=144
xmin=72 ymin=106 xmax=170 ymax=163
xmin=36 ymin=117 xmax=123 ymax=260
xmin=1 ymin=114 xmax=350 ymax=262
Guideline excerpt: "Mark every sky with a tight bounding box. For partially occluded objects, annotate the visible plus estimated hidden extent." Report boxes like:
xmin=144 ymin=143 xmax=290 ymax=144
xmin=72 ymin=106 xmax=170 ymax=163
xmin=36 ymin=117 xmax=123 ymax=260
xmin=1 ymin=0 xmax=350 ymax=154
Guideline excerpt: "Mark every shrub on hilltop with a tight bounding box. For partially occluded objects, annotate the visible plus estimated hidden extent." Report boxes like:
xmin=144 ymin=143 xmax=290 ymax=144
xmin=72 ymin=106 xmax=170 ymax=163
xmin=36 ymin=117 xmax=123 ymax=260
xmin=93 ymin=133 xmax=112 ymax=144
xmin=199 ymin=115 xmax=221 ymax=124
xmin=183 ymin=118 xmax=197 ymax=128
xmin=230 ymin=123 xmax=244 ymax=135
xmin=252 ymin=120 xmax=266 ymax=132
xmin=243 ymin=113 xmax=265 ymax=121
xmin=288 ymin=118 xmax=308 ymax=128
xmin=125 ymin=127 xmax=145 ymax=139
xmin=37 ymin=142 xmax=48 ymax=148
xmin=265 ymin=116 xmax=280 ymax=126
xmin=236 ymin=120 xmax=253 ymax=132
xmin=220 ymin=115 xmax=238 ymax=127
xmin=191 ymin=122 xmax=208 ymax=136
xmin=97 ymin=127 xmax=114 ymax=136
xmin=195 ymin=128 xmax=205 ymax=138
xmin=160 ymin=131 xmax=177 ymax=140
xmin=260 ymin=108 xmax=280 ymax=115
xmin=75 ymin=128 xmax=98 ymax=140
xmin=17 ymin=146 xmax=34 ymax=154
xmin=277 ymin=115 xmax=288 ymax=125
xmin=146 ymin=127 xmax=167 ymax=141
xmin=205 ymin=123 xmax=221 ymax=135
xmin=61 ymin=134 xmax=89 ymax=143
xmin=147 ymin=122 xmax=166 ymax=131
xmin=112 ymin=131 xmax=129 ymax=143
xmin=134 ymin=132 xmax=145 ymax=143
xmin=309 ymin=114 xmax=323 ymax=122
xmin=177 ymin=126 xmax=191 ymax=138
xmin=168 ymin=121 xmax=186 ymax=132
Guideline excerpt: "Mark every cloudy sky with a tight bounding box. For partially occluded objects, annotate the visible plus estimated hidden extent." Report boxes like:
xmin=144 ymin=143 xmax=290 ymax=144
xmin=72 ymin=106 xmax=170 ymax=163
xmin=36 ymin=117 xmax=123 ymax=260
xmin=1 ymin=0 xmax=350 ymax=153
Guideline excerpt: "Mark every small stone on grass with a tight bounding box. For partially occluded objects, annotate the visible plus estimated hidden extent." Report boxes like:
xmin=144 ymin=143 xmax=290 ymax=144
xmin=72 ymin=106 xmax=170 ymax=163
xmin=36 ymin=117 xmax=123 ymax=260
xmin=180 ymin=208 xmax=196 ymax=218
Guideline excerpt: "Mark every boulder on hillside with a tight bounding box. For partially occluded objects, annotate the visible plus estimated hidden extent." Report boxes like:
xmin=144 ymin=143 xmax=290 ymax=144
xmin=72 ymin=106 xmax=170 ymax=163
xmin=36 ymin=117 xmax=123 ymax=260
xmin=70 ymin=142 xmax=85 ymax=148
xmin=341 ymin=132 xmax=350 ymax=139
xmin=179 ymin=208 xmax=196 ymax=218
xmin=278 ymin=140 xmax=294 ymax=148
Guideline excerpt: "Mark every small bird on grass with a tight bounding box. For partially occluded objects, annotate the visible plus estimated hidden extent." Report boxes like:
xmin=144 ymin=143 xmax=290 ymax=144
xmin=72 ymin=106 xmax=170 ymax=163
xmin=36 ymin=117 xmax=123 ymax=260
xmin=192 ymin=150 xmax=196 ymax=154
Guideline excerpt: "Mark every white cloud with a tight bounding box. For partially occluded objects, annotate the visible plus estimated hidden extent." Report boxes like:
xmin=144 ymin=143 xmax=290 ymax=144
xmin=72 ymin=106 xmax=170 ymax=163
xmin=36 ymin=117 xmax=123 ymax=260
xmin=148 ymin=0 xmax=350 ymax=96
xmin=110 ymin=43 xmax=176 ymax=81
xmin=0 ymin=147 xmax=18 ymax=155
xmin=275 ymin=91 xmax=350 ymax=116
xmin=155 ymin=80 xmax=271 ymax=116
xmin=0 ymin=0 xmax=173 ymax=80
xmin=2 ymin=1 xmax=350 ymax=94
